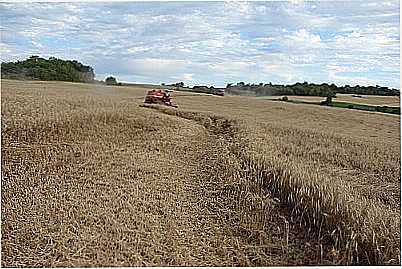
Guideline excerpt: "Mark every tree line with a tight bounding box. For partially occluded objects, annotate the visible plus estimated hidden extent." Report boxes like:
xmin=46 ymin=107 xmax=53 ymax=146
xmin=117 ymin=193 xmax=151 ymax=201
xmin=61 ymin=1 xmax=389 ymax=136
xmin=225 ymin=82 xmax=400 ymax=97
xmin=2 ymin=55 xmax=399 ymax=97
xmin=1 ymin=56 xmax=95 ymax=83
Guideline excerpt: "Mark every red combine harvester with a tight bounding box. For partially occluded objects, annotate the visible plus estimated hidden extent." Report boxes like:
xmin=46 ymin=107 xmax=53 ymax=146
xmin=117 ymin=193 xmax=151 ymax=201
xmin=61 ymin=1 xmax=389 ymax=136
xmin=144 ymin=89 xmax=178 ymax=108
xmin=215 ymin=89 xmax=225 ymax=96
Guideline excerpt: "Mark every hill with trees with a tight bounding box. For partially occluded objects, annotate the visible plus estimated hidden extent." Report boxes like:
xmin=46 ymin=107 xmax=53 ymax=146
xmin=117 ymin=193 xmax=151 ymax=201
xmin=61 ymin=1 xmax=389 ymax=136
xmin=1 ymin=56 xmax=95 ymax=83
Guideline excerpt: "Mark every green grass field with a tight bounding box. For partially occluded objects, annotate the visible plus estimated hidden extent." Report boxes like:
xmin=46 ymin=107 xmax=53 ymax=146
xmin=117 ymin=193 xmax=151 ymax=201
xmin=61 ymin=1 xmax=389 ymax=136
xmin=277 ymin=98 xmax=400 ymax=115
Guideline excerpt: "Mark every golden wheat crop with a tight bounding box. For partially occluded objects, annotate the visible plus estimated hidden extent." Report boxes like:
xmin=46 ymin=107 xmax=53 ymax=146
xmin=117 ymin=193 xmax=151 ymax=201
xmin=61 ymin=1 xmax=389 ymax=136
xmin=1 ymin=79 xmax=400 ymax=266
xmin=176 ymin=89 xmax=400 ymax=264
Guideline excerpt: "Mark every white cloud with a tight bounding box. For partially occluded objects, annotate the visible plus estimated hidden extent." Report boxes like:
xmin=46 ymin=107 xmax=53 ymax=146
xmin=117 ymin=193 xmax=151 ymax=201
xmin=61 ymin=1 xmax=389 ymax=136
xmin=328 ymin=69 xmax=382 ymax=87
xmin=288 ymin=29 xmax=322 ymax=46
xmin=361 ymin=1 xmax=396 ymax=8
xmin=261 ymin=63 xmax=298 ymax=83
xmin=0 ymin=1 xmax=399 ymax=88
xmin=281 ymin=3 xmax=336 ymax=30
xmin=209 ymin=61 xmax=254 ymax=73
xmin=127 ymin=58 xmax=190 ymax=75
xmin=223 ymin=1 xmax=253 ymax=17
xmin=0 ymin=43 xmax=13 ymax=56
xmin=290 ymin=0 xmax=304 ymax=6
xmin=255 ymin=5 xmax=267 ymax=14
xmin=31 ymin=40 xmax=43 ymax=49
xmin=332 ymin=30 xmax=398 ymax=49
xmin=326 ymin=64 xmax=370 ymax=73
xmin=172 ymin=73 xmax=194 ymax=82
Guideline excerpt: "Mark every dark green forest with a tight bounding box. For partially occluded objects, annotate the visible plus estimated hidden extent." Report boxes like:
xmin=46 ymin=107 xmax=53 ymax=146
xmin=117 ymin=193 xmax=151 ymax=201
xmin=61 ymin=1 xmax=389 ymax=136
xmin=1 ymin=56 xmax=95 ymax=83
xmin=225 ymin=81 xmax=400 ymax=97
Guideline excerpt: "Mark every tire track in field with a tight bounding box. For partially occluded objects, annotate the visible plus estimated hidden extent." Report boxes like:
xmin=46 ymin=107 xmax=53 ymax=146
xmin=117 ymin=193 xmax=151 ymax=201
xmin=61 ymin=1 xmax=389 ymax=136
xmin=140 ymin=104 xmax=327 ymax=266
xmin=143 ymin=104 xmax=400 ymax=266
xmin=2 ymin=103 xmax=319 ymax=267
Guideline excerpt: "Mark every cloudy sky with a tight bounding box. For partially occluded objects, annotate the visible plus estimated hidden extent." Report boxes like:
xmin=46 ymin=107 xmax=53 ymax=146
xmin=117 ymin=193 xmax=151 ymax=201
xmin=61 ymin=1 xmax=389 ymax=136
xmin=0 ymin=1 xmax=400 ymax=88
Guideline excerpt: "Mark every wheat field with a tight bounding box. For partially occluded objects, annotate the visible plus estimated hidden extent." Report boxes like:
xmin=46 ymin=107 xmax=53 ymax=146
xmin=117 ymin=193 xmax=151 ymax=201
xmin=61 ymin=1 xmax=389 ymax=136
xmin=1 ymin=79 xmax=400 ymax=266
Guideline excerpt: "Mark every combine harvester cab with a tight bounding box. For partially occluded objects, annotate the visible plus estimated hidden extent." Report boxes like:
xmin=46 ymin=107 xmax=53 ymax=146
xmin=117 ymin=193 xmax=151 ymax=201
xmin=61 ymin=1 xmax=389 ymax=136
xmin=144 ymin=89 xmax=178 ymax=108
xmin=216 ymin=89 xmax=225 ymax=96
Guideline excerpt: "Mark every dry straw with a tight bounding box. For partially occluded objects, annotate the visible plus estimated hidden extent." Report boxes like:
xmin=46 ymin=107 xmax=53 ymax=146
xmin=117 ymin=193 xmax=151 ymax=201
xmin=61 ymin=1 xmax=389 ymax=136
xmin=2 ymin=80 xmax=400 ymax=266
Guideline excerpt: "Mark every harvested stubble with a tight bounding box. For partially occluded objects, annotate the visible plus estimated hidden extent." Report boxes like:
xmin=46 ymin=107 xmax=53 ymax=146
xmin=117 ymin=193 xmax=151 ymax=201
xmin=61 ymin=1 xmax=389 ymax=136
xmin=144 ymin=100 xmax=401 ymax=264
xmin=1 ymin=79 xmax=400 ymax=265
xmin=161 ymin=91 xmax=401 ymax=265
xmin=2 ymin=80 xmax=324 ymax=266
xmin=230 ymin=124 xmax=400 ymax=265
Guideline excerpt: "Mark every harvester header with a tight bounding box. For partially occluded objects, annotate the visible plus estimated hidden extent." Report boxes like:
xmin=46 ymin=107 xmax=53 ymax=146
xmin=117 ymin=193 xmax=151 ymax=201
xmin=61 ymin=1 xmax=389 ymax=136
xmin=144 ymin=89 xmax=178 ymax=108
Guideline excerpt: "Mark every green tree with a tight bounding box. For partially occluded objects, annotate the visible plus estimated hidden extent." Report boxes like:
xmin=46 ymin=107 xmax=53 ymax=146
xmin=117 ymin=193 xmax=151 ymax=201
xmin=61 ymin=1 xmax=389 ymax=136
xmin=1 ymin=56 xmax=95 ymax=82
xmin=105 ymin=76 xmax=118 ymax=85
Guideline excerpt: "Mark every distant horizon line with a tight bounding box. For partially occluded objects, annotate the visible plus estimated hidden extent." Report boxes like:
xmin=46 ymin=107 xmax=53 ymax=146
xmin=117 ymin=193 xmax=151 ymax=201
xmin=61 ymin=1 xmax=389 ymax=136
xmin=1 ymin=56 xmax=399 ymax=91
xmin=110 ymin=79 xmax=401 ymax=91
